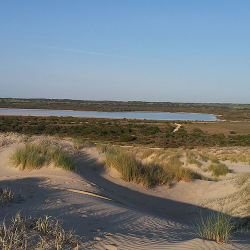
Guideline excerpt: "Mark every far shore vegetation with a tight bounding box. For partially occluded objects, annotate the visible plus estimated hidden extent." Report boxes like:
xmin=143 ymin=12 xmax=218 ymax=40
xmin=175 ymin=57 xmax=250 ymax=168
xmin=2 ymin=116 xmax=250 ymax=148
xmin=2 ymin=98 xmax=250 ymax=121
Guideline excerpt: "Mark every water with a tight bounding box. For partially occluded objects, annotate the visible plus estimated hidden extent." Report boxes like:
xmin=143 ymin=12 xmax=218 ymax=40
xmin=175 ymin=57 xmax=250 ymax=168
xmin=0 ymin=109 xmax=216 ymax=121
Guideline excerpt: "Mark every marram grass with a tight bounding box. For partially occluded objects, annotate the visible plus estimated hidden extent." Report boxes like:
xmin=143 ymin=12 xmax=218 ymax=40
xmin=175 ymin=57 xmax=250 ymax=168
xmin=208 ymin=163 xmax=229 ymax=177
xmin=104 ymin=147 xmax=203 ymax=188
xmin=193 ymin=211 xmax=235 ymax=244
xmin=11 ymin=143 xmax=76 ymax=171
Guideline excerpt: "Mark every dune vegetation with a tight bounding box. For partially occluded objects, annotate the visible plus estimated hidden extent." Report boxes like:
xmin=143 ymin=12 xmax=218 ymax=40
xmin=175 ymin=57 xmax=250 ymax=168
xmin=0 ymin=212 xmax=80 ymax=250
xmin=193 ymin=211 xmax=235 ymax=244
xmin=208 ymin=163 xmax=229 ymax=177
xmin=10 ymin=143 xmax=76 ymax=171
xmin=101 ymin=146 xmax=203 ymax=188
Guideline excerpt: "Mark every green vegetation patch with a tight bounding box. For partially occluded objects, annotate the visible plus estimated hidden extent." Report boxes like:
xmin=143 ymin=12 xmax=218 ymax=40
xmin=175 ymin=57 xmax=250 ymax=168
xmin=208 ymin=163 xmax=229 ymax=177
xmin=193 ymin=211 xmax=235 ymax=244
xmin=104 ymin=146 xmax=202 ymax=188
xmin=187 ymin=157 xmax=202 ymax=168
xmin=11 ymin=143 xmax=76 ymax=171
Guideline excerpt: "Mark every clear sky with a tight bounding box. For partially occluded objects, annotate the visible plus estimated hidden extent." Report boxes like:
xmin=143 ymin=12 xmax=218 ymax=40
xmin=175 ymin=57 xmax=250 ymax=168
xmin=0 ymin=0 xmax=250 ymax=103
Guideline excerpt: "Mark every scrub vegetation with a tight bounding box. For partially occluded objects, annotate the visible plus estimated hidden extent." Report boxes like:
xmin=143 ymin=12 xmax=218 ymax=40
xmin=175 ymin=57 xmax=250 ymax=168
xmin=2 ymin=116 xmax=250 ymax=148
xmin=2 ymin=98 xmax=250 ymax=121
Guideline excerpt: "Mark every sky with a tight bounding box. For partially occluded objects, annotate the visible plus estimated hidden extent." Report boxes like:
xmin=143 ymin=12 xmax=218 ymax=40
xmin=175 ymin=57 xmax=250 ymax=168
xmin=0 ymin=0 xmax=250 ymax=103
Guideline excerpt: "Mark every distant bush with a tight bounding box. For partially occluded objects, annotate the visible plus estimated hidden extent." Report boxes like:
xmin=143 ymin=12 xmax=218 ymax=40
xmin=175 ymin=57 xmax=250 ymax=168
xmin=119 ymin=134 xmax=136 ymax=142
xmin=208 ymin=163 xmax=229 ymax=177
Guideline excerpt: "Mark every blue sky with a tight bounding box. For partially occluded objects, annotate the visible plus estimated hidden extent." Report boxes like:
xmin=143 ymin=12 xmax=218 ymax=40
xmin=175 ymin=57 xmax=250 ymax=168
xmin=0 ymin=0 xmax=250 ymax=103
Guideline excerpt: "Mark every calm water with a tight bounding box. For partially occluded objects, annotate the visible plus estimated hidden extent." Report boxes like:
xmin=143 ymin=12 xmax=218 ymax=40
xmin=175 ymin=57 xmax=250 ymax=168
xmin=0 ymin=109 xmax=216 ymax=121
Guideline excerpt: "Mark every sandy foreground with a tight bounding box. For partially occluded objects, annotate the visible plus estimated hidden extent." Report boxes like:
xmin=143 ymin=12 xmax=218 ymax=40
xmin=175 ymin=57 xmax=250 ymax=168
xmin=0 ymin=134 xmax=250 ymax=249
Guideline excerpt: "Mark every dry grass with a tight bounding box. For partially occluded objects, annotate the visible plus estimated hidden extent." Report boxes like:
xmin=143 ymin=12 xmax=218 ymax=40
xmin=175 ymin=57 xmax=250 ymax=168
xmin=0 ymin=212 xmax=81 ymax=250
xmin=0 ymin=187 xmax=14 ymax=204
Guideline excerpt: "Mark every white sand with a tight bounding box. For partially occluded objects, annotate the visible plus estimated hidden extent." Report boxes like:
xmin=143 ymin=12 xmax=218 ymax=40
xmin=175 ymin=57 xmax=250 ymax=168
xmin=0 ymin=134 xmax=249 ymax=249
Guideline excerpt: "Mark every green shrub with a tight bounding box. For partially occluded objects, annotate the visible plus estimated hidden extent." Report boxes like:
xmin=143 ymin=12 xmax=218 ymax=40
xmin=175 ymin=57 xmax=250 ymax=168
xmin=119 ymin=134 xmax=136 ymax=142
xmin=208 ymin=163 xmax=229 ymax=177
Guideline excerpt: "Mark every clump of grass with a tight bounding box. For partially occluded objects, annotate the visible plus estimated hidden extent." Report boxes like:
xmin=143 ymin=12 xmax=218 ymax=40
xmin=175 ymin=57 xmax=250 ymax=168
xmin=52 ymin=148 xmax=76 ymax=171
xmin=105 ymin=147 xmax=203 ymax=188
xmin=0 ymin=212 xmax=80 ymax=250
xmin=199 ymin=153 xmax=209 ymax=162
xmin=193 ymin=211 xmax=235 ymax=244
xmin=0 ymin=187 xmax=14 ymax=204
xmin=187 ymin=157 xmax=202 ymax=168
xmin=203 ymin=167 xmax=208 ymax=172
xmin=10 ymin=143 xmax=76 ymax=171
xmin=208 ymin=163 xmax=229 ymax=177
xmin=105 ymin=147 xmax=165 ymax=188
xmin=209 ymin=156 xmax=220 ymax=164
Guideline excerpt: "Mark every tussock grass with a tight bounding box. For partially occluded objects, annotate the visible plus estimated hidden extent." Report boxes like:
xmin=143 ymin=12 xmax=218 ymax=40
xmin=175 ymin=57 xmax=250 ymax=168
xmin=199 ymin=153 xmax=209 ymax=162
xmin=0 ymin=212 xmax=80 ymax=250
xmin=208 ymin=163 xmax=229 ymax=177
xmin=105 ymin=148 xmax=165 ymax=188
xmin=11 ymin=143 xmax=76 ymax=171
xmin=209 ymin=156 xmax=220 ymax=164
xmin=105 ymin=147 xmax=203 ymax=188
xmin=187 ymin=157 xmax=202 ymax=168
xmin=193 ymin=211 xmax=235 ymax=244
xmin=0 ymin=187 xmax=14 ymax=204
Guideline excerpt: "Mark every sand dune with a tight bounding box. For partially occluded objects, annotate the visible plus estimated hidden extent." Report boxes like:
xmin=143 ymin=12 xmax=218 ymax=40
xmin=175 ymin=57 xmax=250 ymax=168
xmin=0 ymin=134 xmax=249 ymax=249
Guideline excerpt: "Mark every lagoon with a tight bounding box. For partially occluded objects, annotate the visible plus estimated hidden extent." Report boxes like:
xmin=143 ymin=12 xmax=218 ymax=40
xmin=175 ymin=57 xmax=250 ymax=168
xmin=0 ymin=108 xmax=216 ymax=121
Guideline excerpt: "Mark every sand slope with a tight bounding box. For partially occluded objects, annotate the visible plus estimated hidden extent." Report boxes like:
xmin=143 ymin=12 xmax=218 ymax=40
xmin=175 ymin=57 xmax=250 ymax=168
xmin=0 ymin=138 xmax=249 ymax=249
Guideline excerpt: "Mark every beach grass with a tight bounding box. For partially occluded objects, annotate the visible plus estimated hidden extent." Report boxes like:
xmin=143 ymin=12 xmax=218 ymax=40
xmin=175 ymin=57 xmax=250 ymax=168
xmin=10 ymin=143 xmax=76 ymax=171
xmin=208 ymin=163 xmax=229 ymax=177
xmin=193 ymin=211 xmax=235 ymax=244
xmin=187 ymin=157 xmax=202 ymax=168
xmin=0 ymin=212 xmax=80 ymax=250
xmin=104 ymin=147 xmax=203 ymax=188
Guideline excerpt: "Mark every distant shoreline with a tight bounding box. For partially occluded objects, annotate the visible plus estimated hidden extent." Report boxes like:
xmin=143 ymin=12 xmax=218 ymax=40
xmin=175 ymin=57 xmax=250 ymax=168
xmin=0 ymin=108 xmax=217 ymax=121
